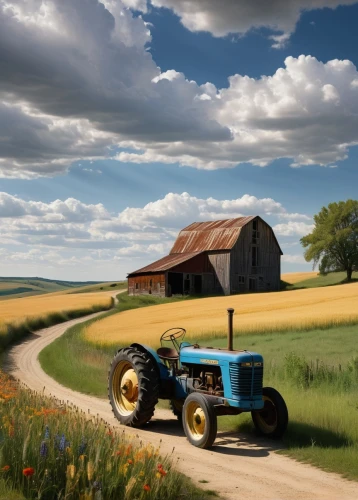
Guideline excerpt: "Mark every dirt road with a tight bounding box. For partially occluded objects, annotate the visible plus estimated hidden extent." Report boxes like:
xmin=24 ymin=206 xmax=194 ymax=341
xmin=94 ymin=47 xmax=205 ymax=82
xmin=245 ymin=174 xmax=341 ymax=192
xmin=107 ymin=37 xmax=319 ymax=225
xmin=5 ymin=311 xmax=357 ymax=500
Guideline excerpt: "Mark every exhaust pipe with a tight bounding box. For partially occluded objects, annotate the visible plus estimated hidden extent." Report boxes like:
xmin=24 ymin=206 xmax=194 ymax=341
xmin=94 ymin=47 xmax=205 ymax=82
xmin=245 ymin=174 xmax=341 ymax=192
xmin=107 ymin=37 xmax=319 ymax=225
xmin=227 ymin=308 xmax=234 ymax=351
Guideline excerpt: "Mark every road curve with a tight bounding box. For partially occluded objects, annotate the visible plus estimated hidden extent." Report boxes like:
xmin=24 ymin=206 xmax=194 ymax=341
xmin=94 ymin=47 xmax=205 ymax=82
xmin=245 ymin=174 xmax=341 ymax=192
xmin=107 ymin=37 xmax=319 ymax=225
xmin=5 ymin=311 xmax=357 ymax=500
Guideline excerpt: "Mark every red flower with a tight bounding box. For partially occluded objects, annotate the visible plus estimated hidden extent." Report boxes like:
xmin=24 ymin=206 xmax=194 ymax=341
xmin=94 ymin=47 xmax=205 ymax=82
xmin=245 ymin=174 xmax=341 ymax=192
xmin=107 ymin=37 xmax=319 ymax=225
xmin=23 ymin=467 xmax=35 ymax=477
xmin=157 ymin=463 xmax=163 ymax=470
xmin=1 ymin=465 xmax=10 ymax=472
xmin=143 ymin=484 xmax=151 ymax=491
xmin=127 ymin=459 xmax=133 ymax=465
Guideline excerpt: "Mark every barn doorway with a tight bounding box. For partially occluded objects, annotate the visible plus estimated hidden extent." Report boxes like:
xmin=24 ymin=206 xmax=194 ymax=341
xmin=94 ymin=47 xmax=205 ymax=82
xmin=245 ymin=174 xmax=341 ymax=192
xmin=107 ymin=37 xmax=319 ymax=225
xmin=249 ymin=277 xmax=257 ymax=291
xmin=168 ymin=272 xmax=183 ymax=295
xmin=194 ymin=275 xmax=202 ymax=294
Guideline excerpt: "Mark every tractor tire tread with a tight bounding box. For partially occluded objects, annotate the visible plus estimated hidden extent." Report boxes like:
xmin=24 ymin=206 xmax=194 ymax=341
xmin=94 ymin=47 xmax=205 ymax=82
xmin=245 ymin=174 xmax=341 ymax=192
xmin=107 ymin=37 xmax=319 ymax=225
xmin=108 ymin=346 xmax=159 ymax=428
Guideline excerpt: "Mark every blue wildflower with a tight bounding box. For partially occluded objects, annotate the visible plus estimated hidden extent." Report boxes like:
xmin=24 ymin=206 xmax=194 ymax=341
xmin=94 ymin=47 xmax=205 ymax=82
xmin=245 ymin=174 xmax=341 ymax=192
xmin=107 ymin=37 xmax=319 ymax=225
xmin=40 ymin=440 xmax=48 ymax=458
xmin=44 ymin=425 xmax=50 ymax=440
xmin=59 ymin=434 xmax=66 ymax=452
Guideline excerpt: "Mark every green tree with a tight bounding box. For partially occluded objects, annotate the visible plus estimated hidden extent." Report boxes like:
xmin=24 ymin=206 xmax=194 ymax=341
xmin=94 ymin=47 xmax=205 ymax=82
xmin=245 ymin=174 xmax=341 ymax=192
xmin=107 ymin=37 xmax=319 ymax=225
xmin=300 ymin=200 xmax=358 ymax=282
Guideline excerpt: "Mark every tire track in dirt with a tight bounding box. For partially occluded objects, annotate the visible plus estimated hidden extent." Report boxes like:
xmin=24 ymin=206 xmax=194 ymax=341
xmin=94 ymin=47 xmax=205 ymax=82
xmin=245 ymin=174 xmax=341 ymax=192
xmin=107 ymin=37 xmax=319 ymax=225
xmin=5 ymin=306 xmax=357 ymax=500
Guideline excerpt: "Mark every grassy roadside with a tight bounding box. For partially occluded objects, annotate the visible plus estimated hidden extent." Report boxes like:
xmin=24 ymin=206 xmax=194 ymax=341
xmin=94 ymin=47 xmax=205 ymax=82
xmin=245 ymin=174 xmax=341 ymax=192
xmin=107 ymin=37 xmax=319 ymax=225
xmin=40 ymin=294 xmax=358 ymax=481
xmin=39 ymin=294 xmax=191 ymax=396
xmin=0 ymin=370 xmax=216 ymax=499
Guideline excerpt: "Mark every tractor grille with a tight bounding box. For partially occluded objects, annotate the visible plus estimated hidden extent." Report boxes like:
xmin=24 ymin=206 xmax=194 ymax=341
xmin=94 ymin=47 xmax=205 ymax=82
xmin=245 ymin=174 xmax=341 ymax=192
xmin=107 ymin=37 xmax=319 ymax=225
xmin=229 ymin=363 xmax=263 ymax=398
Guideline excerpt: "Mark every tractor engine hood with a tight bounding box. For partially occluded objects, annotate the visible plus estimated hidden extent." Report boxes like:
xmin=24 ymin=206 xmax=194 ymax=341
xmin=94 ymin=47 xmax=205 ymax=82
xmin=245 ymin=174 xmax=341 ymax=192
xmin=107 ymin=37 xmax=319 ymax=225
xmin=180 ymin=345 xmax=263 ymax=366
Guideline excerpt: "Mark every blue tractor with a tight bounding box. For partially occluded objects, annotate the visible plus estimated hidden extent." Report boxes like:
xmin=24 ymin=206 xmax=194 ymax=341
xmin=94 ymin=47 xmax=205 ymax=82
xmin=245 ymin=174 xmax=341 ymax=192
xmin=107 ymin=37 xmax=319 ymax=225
xmin=108 ymin=308 xmax=288 ymax=449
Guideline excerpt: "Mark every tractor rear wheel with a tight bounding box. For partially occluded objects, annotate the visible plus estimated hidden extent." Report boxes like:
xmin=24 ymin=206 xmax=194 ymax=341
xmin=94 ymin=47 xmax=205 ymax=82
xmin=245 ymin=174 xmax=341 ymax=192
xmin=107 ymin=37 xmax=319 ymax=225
xmin=182 ymin=393 xmax=217 ymax=449
xmin=108 ymin=347 xmax=159 ymax=427
xmin=251 ymin=387 xmax=288 ymax=439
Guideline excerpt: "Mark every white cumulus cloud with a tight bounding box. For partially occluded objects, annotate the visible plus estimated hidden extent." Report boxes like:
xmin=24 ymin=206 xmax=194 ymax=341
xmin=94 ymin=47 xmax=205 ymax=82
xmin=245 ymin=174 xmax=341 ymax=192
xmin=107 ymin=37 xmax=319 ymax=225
xmin=149 ymin=1 xmax=358 ymax=45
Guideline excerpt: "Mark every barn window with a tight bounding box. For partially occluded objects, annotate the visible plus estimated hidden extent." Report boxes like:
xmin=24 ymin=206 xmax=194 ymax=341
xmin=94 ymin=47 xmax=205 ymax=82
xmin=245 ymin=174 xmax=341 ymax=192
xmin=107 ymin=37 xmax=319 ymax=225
xmin=135 ymin=283 xmax=139 ymax=290
xmin=238 ymin=276 xmax=245 ymax=284
xmin=149 ymin=279 xmax=153 ymax=287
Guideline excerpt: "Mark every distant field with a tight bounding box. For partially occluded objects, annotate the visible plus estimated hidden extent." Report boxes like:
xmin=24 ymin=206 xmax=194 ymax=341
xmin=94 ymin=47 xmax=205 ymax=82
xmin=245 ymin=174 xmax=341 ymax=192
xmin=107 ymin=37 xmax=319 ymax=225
xmin=0 ymin=292 xmax=113 ymax=349
xmin=282 ymin=271 xmax=358 ymax=289
xmin=281 ymin=271 xmax=318 ymax=284
xmin=61 ymin=281 xmax=127 ymax=295
xmin=84 ymin=282 xmax=358 ymax=347
xmin=0 ymin=277 xmax=121 ymax=300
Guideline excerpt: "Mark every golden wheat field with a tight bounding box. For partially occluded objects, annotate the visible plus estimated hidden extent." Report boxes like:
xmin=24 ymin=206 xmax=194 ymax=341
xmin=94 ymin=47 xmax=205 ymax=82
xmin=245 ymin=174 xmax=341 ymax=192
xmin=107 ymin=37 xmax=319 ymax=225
xmin=85 ymin=282 xmax=358 ymax=347
xmin=0 ymin=292 xmax=113 ymax=335
xmin=281 ymin=271 xmax=318 ymax=284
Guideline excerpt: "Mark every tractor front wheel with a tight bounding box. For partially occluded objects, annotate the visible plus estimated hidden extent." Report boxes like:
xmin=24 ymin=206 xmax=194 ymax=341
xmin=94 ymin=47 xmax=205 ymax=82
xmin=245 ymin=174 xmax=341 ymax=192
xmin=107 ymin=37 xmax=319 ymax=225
xmin=182 ymin=393 xmax=217 ymax=449
xmin=251 ymin=387 xmax=288 ymax=439
xmin=108 ymin=347 xmax=159 ymax=427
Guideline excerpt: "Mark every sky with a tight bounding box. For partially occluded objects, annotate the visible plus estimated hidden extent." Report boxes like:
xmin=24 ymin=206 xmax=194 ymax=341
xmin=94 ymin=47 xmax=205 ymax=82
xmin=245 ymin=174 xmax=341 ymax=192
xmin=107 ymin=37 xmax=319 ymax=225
xmin=1 ymin=0 xmax=358 ymax=281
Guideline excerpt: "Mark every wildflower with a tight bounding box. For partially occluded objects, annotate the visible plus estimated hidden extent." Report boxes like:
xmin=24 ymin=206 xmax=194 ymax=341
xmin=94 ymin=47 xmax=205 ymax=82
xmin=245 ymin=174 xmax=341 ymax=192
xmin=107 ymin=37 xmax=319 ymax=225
xmin=1 ymin=465 xmax=10 ymax=472
xmin=40 ymin=440 xmax=48 ymax=458
xmin=127 ymin=459 xmax=133 ymax=465
xmin=59 ymin=434 xmax=66 ymax=452
xmin=120 ymin=463 xmax=129 ymax=475
xmin=115 ymin=451 xmax=121 ymax=456
xmin=139 ymin=470 xmax=144 ymax=477
xmin=87 ymin=461 xmax=94 ymax=481
xmin=125 ymin=445 xmax=132 ymax=456
xmin=44 ymin=425 xmax=50 ymax=439
xmin=143 ymin=484 xmax=151 ymax=492
xmin=79 ymin=454 xmax=86 ymax=461
xmin=156 ymin=472 xmax=162 ymax=479
xmin=92 ymin=480 xmax=102 ymax=491
xmin=23 ymin=467 xmax=35 ymax=477
xmin=67 ymin=465 xmax=76 ymax=479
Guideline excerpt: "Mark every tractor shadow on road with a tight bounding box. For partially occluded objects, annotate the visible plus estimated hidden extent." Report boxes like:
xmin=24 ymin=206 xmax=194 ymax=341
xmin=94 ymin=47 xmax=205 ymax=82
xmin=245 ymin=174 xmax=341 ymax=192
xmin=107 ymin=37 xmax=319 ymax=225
xmin=148 ymin=418 xmax=280 ymax=457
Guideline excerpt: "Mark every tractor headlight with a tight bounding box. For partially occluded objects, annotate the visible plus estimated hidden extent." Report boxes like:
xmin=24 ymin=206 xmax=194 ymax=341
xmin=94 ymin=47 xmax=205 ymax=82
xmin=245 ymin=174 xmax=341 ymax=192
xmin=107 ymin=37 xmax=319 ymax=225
xmin=240 ymin=362 xmax=252 ymax=367
xmin=240 ymin=362 xmax=263 ymax=367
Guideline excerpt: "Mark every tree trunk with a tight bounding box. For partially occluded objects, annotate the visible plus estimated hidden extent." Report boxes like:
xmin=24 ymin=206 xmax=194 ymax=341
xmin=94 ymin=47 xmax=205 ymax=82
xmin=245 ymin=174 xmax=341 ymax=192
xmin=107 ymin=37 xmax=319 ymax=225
xmin=347 ymin=267 xmax=353 ymax=282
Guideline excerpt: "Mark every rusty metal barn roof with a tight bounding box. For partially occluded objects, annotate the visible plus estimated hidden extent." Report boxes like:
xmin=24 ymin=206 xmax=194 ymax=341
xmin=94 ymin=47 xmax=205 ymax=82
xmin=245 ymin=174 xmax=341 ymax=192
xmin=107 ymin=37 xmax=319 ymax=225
xmin=170 ymin=216 xmax=256 ymax=254
xmin=128 ymin=252 xmax=202 ymax=276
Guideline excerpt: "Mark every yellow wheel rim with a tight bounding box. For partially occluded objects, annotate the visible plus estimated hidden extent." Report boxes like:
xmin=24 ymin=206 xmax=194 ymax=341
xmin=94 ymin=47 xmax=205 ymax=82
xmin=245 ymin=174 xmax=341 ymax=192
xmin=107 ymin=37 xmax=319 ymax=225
xmin=185 ymin=401 xmax=206 ymax=441
xmin=255 ymin=395 xmax=277 ymax=434
xmin=112 ymin=361 xmax=138 ymax=416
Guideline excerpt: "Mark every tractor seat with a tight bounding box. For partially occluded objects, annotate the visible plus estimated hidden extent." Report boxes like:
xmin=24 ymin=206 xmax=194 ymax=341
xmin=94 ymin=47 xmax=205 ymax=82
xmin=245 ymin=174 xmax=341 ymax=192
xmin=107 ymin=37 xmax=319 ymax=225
xmin=157 ymin=347 xmax=179 ymax=361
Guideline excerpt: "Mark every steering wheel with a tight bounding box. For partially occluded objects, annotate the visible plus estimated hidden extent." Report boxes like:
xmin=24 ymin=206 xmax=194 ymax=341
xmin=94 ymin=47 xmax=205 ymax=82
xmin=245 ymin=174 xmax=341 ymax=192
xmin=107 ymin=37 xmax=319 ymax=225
xmin=160 ymin=327 xmax=186 ymax=343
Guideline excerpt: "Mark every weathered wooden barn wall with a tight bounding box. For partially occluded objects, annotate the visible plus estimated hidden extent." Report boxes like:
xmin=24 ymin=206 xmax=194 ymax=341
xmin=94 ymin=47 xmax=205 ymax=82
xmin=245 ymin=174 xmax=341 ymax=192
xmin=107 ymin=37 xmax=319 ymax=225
xmin=230 ymin=218 xmax=281 ymax=293
xmin=128 ymin=273 xmax=166 ymax=296
xmin=127 ymin=216 xmax=281 ymax=297
xmin=208 ymin=252 xmax=231 ymax=295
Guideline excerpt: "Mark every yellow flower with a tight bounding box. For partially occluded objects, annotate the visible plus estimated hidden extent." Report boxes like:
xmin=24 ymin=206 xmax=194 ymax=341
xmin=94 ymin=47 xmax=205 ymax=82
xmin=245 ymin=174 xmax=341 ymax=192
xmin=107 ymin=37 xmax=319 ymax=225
xmin=87 ymin=461 xmax=94 ymax=481
xmin=156 ymin=472 xmax=161 ymax=479
xmin=67 ymin=465 xmax=76 ymax=479
xmin=120 ymin=463 xmax=129 ymax=475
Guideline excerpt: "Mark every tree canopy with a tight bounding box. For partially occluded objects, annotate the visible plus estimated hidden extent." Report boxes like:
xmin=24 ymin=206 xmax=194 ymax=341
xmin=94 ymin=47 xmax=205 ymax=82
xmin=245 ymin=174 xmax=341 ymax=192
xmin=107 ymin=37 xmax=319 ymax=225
xmin=300 ymin=200 xmax=358 ymax=281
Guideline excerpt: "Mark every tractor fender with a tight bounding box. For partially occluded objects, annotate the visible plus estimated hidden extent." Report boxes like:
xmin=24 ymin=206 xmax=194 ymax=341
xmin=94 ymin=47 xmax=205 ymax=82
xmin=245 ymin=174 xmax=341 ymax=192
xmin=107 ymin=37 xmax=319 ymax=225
xmin=130 ymin=343 xmax=170 ymax=380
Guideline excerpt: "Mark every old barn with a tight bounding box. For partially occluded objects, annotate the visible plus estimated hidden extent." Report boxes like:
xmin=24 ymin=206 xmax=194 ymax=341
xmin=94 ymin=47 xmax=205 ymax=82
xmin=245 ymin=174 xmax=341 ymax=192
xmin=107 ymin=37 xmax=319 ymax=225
xmin=127 ymin=216 xmax=282 ymax=296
